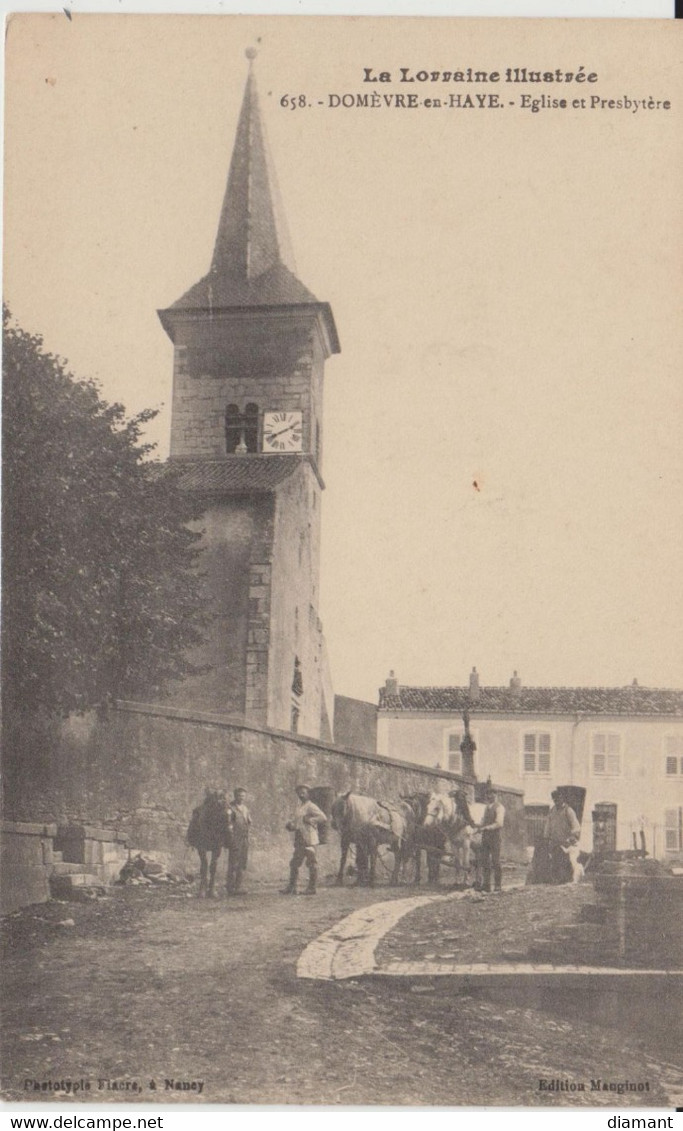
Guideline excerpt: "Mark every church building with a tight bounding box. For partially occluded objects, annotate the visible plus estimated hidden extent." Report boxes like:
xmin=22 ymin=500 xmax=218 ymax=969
xmin=158 ymin=54 xmax=340 ymax=739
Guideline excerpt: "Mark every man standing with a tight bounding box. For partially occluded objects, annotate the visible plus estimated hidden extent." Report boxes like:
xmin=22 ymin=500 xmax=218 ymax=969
xmin=226 ymin=787 xmax=251 ymax=896
xmin=545 ymin=789 xmax=581 ymax=884
xmin=478 ymin=785 xmax=506 ymax=893
xmin=282 ymin=784 xmax=327 ymax=896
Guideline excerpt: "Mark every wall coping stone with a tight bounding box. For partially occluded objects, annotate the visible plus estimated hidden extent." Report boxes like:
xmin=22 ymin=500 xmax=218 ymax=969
xmin=595 ymin=874 xmax=683 ymax=891
xmin=1 ymin=821 xmax=58 ymax=838
xmin=56 ymin=824 xmax=129 ymax=844
xmin=115 ymin=699 xmax=523 ymax=797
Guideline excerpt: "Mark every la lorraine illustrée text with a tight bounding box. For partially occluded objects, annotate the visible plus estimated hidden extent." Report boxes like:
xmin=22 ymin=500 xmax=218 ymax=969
xmin=363 ymin=66 xmax=599 ymax=84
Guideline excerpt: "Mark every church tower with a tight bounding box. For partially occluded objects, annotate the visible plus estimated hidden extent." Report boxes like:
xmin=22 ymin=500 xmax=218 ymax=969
xmin=158 ymin=53 xmax=340 ymax=739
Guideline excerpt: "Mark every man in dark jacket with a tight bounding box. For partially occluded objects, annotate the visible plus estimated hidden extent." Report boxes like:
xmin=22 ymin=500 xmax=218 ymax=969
xmin=545 ymin=790 xmax=581 ymax=884
xmin=478 ymin=786 xmax=506 ymax=893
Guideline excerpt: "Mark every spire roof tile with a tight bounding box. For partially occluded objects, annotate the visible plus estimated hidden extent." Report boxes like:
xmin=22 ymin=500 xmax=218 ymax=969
xmin=163 ymin=60 xmax=336 ymax=332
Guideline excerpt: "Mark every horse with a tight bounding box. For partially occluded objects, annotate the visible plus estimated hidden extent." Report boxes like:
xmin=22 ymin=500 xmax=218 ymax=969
xmin=330 ymin=791 xmax=376 ymax=886
xmin=450 ymin=798 xmax=488 ymax=889
xmin=186 ymin=789 xmax=230 ymax=897
xmin=419 ymin=792 xmax=486 ymax=888
xmin=331 ymin=792 xmax=420 ymax=887
xmin=403 ymin=792 xmax=448 ymax=885
xmin=366 ymin=796 xmax=421 ymax=886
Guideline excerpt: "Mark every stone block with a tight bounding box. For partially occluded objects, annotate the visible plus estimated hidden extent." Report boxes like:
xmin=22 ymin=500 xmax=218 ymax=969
xmin=83 ymin=840 xmax=104 ymax=866
xmin=1 ymin=826 xmax=52 ymax=914
xmin=1 ymin=821 xmax=57 ymax=838
xmin=81 ymin=826 xmax=122 ymax=842
xmin=49 ymin=881 xmax=106 ymax=903
xmin=2 ymin=830 xmax=43 ymax=868
xmin=2 ymin=865 xmax=51 ymax=914
xmin=51 ymin=862 xmax=89 ymax=876
xmin=98 ymin=861 xmax=126 ymax=884
xmin=248 ymin=628 xmax=269 ymax=646
xmin=249 ymin=586 xmax=269 ymax=601
xmin=50 ymin=872 xmax=103 ymax=895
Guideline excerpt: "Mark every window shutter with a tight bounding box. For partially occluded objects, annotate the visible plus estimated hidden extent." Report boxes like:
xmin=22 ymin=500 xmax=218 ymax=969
xmin=664 ymin=808 xmax=682 ymax=851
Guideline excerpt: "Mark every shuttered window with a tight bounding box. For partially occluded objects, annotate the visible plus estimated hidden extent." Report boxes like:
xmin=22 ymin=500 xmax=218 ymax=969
xmin=522 ymin=732 xmax=551 ymax=774
xmin=446 ymin=733 xmax=464 ymax=774
xmin=665 ymin=736 xmax=683 ymax=776
xmin=444 ymin=730 xmax=478 ymax=774
xmin=592 ymin=733 xmax=622 ymax=776
xmin=664 ymin=808 xmax=683 ymax=852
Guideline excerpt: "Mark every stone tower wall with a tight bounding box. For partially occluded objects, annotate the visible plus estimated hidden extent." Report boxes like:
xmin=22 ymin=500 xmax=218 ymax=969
xmin=167 ymin=495 xmax=274 ymax=717
xmin=268 ymin=463 xmax=324 ymax=736
xmin=168 ymin=311 xmax=325 ymax=462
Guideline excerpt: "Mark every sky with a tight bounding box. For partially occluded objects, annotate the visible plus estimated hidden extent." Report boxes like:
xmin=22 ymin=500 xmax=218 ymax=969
xmin=4 ymin=14 xmax=682 ymax=703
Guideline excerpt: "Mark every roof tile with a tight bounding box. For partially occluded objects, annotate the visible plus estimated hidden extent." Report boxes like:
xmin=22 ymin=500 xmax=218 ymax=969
xmin=171 ymin=455 xmax=301 ymax=493
xmin=166 ymin=262 xmax=320 ymax=313
xmin=379 ymin=685 xmax=683 ymax=716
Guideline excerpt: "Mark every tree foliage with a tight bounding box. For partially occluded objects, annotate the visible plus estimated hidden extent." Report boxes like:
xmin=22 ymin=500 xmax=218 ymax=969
xmin=2 ymin=307 xmax=207 ymax=715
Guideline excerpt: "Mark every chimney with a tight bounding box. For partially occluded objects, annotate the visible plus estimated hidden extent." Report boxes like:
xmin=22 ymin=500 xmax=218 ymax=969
xmin=509 ymin=670 xmax=522 ymax=698
xmin=385 ymin=670 xmax=399 ymax=697
xmin=632 ymin=678 xmax=639 ymax=687
xmin=468 ymin=666 xmax=480 ymax=702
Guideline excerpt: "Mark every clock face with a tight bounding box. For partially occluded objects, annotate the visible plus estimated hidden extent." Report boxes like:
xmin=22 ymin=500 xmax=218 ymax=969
xmin=262 ymin=411 xmax=303 ymax=453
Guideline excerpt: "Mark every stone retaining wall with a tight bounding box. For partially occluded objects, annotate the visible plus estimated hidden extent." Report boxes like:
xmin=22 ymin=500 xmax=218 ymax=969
xmin=4 ymin=701 xmax=526 ymax=897
xmin=593 ymin=873 xmax=683 ymax=968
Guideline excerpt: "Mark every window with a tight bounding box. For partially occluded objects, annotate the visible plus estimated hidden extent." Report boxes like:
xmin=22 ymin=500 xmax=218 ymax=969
xmin=522 ymin=732 xmax=551 ymax=774
xmin=592 ymin=733 xmax=622 ymax=776
xmin=225 ymin=403 xmax=259 ymax=453
xmin=243 ymin=403 xmax=259 ymax=453
xmin=447 ymin=734 xmax=462 ymax=775
xmin=225 ymin=404 xmax=241 ymax=453
xmin=444 ymin=729 xmax=479 ymax=774
xmin=665 ymin=736 xmax=683 ymax=776
xmin=664 ymin=808 xmax=682 ymax=852
xmin=291 ymin=705 xmax=300 ymax=734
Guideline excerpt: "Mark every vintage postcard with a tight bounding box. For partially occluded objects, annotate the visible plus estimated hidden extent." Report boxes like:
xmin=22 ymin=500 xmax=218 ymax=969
xmin=2 ymin=14 xmax=682 ymax=1108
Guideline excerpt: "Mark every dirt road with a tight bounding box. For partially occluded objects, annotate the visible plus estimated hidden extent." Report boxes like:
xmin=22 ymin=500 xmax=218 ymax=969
xmin=2 ymin=882 xmax=680 ymax=1106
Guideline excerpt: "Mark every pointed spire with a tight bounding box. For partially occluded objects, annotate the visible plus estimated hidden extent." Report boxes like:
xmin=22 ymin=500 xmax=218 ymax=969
xmin=211 ymin=50 xmax=297 ymax=282
xmin=159 ymin=51 xmax=340 ymax=358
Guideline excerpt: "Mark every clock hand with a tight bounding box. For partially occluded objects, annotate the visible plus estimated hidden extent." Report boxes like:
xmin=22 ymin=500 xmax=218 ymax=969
xmin=268 ymin=421 xmax=300 ymax=439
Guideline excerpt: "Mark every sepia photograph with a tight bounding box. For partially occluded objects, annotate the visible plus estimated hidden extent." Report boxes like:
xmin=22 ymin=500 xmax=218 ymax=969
xmin=2 ymin=13 xmax=682 ymax=1108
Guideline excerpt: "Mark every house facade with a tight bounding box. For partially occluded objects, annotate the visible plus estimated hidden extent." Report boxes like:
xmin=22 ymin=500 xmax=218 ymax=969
xmin=377 ymin=670 xmax=683 ymax=860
